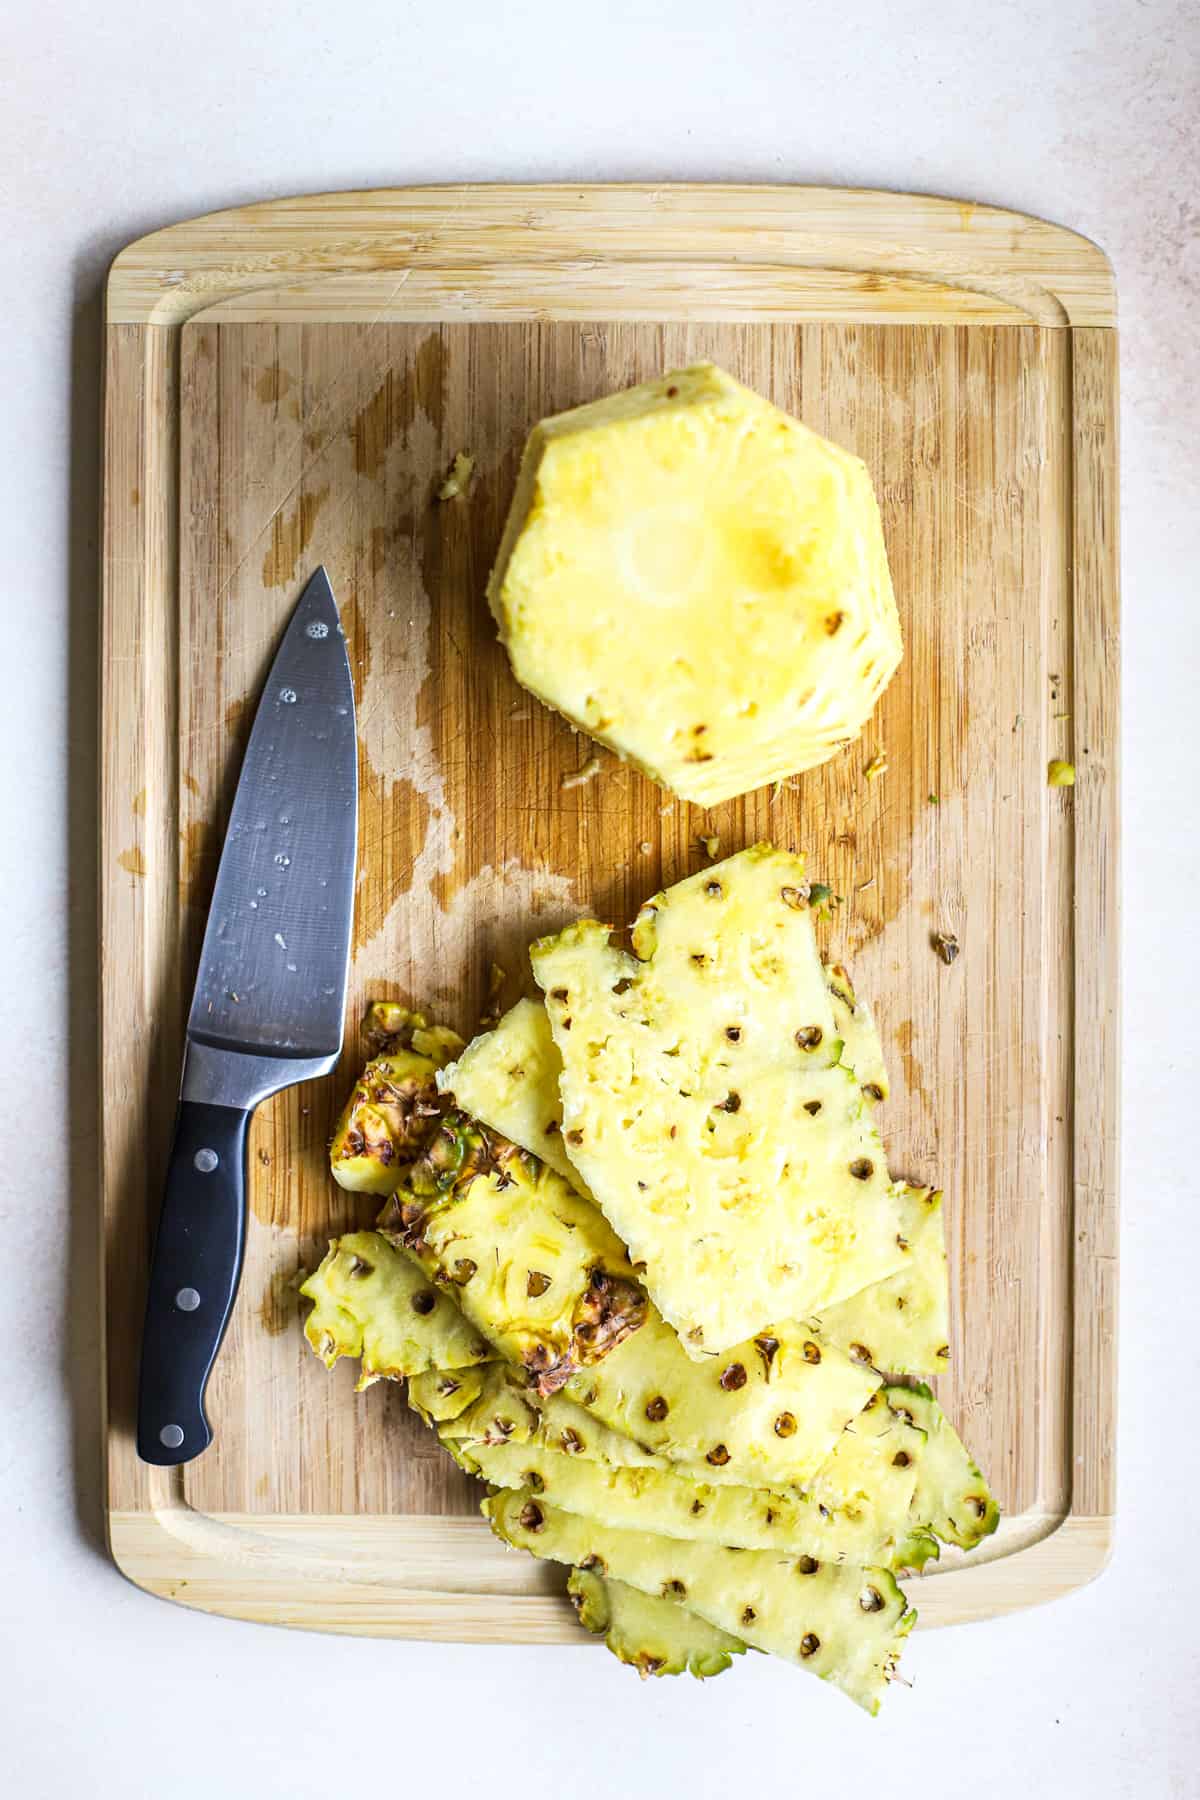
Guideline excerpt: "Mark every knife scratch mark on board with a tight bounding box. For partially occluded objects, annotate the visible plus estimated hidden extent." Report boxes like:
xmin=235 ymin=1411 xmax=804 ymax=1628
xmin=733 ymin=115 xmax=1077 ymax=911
xmin=261 ymin=487 xmax=329 ymax=589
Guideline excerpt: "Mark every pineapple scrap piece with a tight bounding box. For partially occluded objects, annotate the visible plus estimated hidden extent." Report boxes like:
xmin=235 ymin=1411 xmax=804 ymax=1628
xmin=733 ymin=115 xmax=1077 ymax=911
xmin=448 ymin=985 xmax=948 ymax=1379
xmin=487 ymin=363 xmax=901 ymax=807
xmin=825 ymin=962 xmax=890 ymax=1102
xmin=486 ymin=1488 xmax=915 ymax=1714
xmin=329 ymin=1002 xmax=462 ymax=1194
xmin=447 ymin=1386 xmax=922 ymax=1561
xmin=568 ymin=1567 xmax=745 ymax=1679
xmin=330 ymin=1053 xmax=443 ymax=1196
xmin=376 ymin=1111 xmax=647 ymax=1398
xmin=299 ymin=1232 xmax=490 ymax=1387
xmin=378 ymin=1113 xmax=880 ymax=1487
xmin=888 ymin=1384 xmax=1001 ymax=1553
xmin=438 ymin=997 xmax=580 ymax=1185
xmin=410 ymin=1363 xmax=539 ymax=1446
xmin=813 ymin=1185 xmax=949 ymax=1376
xmin=531 ymin=846 xmax=908 ymax=1356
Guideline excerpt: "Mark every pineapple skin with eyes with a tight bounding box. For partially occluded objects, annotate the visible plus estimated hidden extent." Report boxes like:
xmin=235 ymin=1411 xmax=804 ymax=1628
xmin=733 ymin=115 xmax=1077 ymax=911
xmin=487 ymin=363 xmax=901 ymax=806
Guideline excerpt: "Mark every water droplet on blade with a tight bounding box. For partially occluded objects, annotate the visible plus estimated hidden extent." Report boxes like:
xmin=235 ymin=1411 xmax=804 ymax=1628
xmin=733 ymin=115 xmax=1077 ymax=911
xmin=274 ymin=854 xmax=291 ymax=867
xmin=279 ymin=687 xmax=297 ymax=705
xmin=305 ymin=619 xmax=330 ymax=640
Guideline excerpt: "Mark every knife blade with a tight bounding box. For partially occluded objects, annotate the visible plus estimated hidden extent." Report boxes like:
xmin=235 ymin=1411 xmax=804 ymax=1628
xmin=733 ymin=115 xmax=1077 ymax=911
xmin=136 ymin=566 xmax=357 ymax=1466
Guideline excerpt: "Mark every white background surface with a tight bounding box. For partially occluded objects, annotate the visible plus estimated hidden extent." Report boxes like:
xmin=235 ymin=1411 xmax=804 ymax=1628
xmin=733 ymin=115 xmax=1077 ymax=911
xmin=2 ymin=2 xmax=1198 ymax=1794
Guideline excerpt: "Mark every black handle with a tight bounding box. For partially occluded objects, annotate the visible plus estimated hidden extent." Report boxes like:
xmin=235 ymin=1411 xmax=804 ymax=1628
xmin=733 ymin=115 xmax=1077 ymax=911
xmin=136 ymin=1100 xmax=252 ymax=1465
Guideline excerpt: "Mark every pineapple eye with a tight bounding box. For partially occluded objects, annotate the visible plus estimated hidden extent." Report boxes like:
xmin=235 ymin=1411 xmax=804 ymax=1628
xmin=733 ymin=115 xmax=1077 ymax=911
xmin=719 ymin=1362 xmax=747 ymax=1391
xmin=849 ymin=1158 xmax=874 ymax=1180
xmin=967 ymin=1495 xmax=988 ymax=1518
xmin=525 ymin=1471 xmax=545 ymax=1492
xmin=774 ymin=1413 xmax=797 ymax=1437
xmin=753 ymin=1335 xmax=780 ymax=1377
xmin=715 ymin=1091 xmax=741 ymax=1113
xmin=780 ymin=886 xmax=808 ymax=910
xmin=645 ymin=1396 xmax=669 ymax=1422
xmin=518 ymin=1501 xmax=545 ymax=1532
xmin=802 ymin=1341 xmax=822 ymax=1365
xmin=741 ymin=1607 xmax=757 ymax=1625
xmin=691 ymin=1498 xmax=704 ymax=1515
xmin=706 ymin=1444 xmax=730 ymax=1466
xmin=410 ymin=1291 xmax=436 ymax=1316
xmin=566 ymin=1128 xmax=584 ymax=1146
xmin=579 ymin=1553 xmax=606 ymax=1573
xmin=825 ymin=611 xmax=846 ymax=635
xmin=848 ymin=1342 xmax=873 ymax=1364
xmin=451 ymin=1259 xmax=477 ymax=1285
xmin=864 ymin=1082 xmax=885 ymax=1101
xmin=803 ymin=1100 xmax=823 ymax=1116
xmin=892 ymin=1451 xmax=912 ymax=1468
xmin=799 ymin=1633 xmax=821 ymax=1657
xmin=348 ymin=1255 xmax=374 ymax=1278
xmin=797 ymin=1555 xmax=819 ymax=1575
xmin=560 ymin=1429 xmax=584 ymax=1454
xmin=859 ymin=1587 xmax=885 ymax=1613
xmin=724 ymin=1025 xmax=741 ymax=1041
xmin=526 ymin=1270 xmax=551 ymax=1298
xmin=937 ymin=1344 xmax=951 ymax=1361
xmin=662 ymin=1579 xmax=687 ymax=1599
xmin=550 ymin=987 xmax=568 ymax=1002
xmin=704 ymin=880 xmax=723 ymax=898
xmin=795 ymin=1025 xmax=824 ymax=1049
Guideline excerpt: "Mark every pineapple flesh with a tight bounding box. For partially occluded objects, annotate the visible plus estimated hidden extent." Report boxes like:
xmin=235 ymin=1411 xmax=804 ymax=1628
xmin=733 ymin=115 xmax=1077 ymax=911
xmin=486 ymin=1487 xmax=915 ymax=1714
xmin=568 ymin=1567 xmax=745 ymax=1679
xmin=531 ymin=846 xmax=909 ymax=1355
xmin=299 ymin=1232 xmax=490 ymax=1386
xmin=487 ymin=363 xmax=901 ymax=806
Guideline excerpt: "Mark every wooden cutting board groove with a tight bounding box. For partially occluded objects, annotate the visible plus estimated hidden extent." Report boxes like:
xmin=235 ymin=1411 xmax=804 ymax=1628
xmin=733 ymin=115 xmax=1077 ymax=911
xmin=101 ymin=186 xmax=1118 ymax=1636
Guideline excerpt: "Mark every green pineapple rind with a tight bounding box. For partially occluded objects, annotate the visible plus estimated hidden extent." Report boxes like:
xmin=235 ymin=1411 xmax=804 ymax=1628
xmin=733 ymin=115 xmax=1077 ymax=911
xmin=486 ymin=1488 xmax=915 ymax=1715
xmin=886 ymin=1383 xmax=1001 ymax=1551
xmin=568 ymin=1567 xmax=746 ymax=1678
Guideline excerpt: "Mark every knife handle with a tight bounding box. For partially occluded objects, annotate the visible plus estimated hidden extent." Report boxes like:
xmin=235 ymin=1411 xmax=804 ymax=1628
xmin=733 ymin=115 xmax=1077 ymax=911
xmin=136 ymin=1100 xmax=252 ymax=1466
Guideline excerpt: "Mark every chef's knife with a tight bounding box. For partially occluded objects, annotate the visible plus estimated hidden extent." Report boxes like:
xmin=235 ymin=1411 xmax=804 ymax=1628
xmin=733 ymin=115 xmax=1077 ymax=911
xmin=136 ymin=567 xmax=357 ymax=1466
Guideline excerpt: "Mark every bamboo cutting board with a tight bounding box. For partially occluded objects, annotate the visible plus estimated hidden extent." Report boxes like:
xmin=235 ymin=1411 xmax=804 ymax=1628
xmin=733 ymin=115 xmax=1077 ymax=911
xmin=101 ymin=186 xmax=1119 ymax=1638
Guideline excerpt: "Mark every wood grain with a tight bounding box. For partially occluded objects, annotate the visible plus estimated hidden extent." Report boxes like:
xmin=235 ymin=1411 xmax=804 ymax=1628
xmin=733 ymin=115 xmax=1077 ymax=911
xmin=101 ymin=187 xmax=1119 ymax=1636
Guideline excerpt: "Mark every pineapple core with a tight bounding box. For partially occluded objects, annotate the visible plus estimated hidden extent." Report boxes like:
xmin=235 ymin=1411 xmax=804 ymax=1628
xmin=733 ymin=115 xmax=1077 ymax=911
xmin=487 ymin=364 xmax=902 ymax=805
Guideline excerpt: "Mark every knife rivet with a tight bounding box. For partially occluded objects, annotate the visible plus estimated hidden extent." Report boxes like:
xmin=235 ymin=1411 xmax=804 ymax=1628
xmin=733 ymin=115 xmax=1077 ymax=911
xmin=175 ymin=1287 xmax=201 ymax=1312
xmin=194 ymin=1148 xmax=219 ymax=1173
xmin=159 ymin=1424 xmax=185 ymax=1450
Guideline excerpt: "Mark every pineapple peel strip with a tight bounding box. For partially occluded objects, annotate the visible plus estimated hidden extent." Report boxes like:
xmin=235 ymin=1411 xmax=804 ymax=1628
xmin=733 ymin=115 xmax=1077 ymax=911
xmin=376 ymin=1111 xmax=880 ymax=1487
xmin=485 ymin=1487 xmax=915 ymax=1715
xmin=528 ymin=847 xmax=912 ymax=1354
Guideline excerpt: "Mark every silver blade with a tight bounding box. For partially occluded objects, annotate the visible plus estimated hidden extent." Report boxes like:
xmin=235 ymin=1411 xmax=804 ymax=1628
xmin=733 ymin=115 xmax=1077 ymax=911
xmin=187 ymin=568 xmax=357 ymax=1061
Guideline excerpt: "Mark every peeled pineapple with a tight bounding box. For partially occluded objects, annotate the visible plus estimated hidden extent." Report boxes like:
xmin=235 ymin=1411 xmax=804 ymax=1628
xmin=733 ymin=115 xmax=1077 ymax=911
xmin=487 ymin=363 xmax=901 ymax=805
xmin=531 ymin=847 xmax=909 ymax=1355
xmin=486 ymin=1488 xmax=915 ymax=1714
